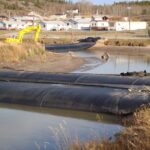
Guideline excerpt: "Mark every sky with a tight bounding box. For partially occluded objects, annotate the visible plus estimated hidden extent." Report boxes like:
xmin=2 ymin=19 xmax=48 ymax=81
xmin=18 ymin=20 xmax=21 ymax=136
xmin=72 ymin=0 xmax=135 ymax=5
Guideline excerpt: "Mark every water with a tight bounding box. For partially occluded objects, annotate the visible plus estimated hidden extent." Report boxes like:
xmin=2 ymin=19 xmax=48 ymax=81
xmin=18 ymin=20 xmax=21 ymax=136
xmin=3 ymin=50 xmax=147 ymax=150
xmin=0 ymin=103 xmax=123 ymax=150
xmin=70 ymin=51 xmax=150 ymax=74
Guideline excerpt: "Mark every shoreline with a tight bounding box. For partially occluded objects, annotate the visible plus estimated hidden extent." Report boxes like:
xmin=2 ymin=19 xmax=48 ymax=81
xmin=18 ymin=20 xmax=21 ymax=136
xmin=71 ymin=104 xmax=150 ymax=150
xmin=89 ymin=40 xmax=150 ymax=56
xmin=0 ymin=51 xmax=86 ymax=73
xmin=0 ymin=41 xmax=86 ymax=73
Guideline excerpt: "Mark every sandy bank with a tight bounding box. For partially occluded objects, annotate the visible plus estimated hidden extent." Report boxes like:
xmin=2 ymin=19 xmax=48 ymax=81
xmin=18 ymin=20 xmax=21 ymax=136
xmin=0 ymin=51 xmax=85 ymax=73
xmin=89 ymin=40 xmax=150 ymax=56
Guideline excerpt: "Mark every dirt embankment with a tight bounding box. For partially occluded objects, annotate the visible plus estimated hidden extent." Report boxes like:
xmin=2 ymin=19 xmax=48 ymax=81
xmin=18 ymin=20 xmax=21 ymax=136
xmin=0 ymin=52 xmax=85 ymax=73
xmin=0 ymin=42 xmax=85 ymax=73
xmin=89 ymin=39 xmax=150 ymax=56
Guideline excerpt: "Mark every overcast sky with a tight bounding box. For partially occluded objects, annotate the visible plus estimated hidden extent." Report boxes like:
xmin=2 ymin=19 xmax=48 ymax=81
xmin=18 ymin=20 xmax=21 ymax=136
xmin=72 ymin=0 xmax=134 ymax=5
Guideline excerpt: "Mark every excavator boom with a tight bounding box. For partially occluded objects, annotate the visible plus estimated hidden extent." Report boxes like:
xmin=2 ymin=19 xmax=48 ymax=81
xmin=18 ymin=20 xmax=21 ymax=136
xmin=5 ymin=24 xmax=41 ymax=43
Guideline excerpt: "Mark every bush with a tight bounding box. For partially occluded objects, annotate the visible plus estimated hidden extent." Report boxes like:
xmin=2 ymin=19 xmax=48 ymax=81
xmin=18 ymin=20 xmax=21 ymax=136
xmin=104 ymin=39 xmax=150 ymax=46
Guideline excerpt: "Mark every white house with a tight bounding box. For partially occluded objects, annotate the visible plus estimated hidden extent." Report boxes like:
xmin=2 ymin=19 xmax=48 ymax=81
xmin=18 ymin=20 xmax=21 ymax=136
xmin=39 ymin=21 xmax=68 ymax=31
xmin=92 ymin=15 xmax=109 ymax=21
xmin=0 ymin=21 xmax=6 ymax=29
xmin=115 ymin=21 xmax=147 ymax=31
xmin=67 ymin=18 xmax=91 ymax=30
xmin=0 ymin=20 xmax=29 ymax=30
xmin=90 ymin=21 xmax=109 ymax=30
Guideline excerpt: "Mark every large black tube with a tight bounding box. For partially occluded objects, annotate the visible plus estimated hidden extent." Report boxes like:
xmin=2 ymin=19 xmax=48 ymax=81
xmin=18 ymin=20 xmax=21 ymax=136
xmin=45 ymin=42 xmax=96 ymax=51
xmin=45 ymin=37 xmax=100 ymax=51
xmin=0 ymin=70 xmax=150 ymax=86
xmin=0 ymin=70 xmax=150 ymax=115
xmin=0 ymin=81 xmax=150 ymax=115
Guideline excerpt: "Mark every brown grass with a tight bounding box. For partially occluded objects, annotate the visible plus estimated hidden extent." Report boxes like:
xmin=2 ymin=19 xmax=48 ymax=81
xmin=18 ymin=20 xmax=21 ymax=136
xmin=104 ymin=39 xmax=150 ymax=47
xmin=38 ymin=38 xmax=76 ymax=44
xmin=0 ymin=41 xmax=45 ymax=62
xmin=71 ymin=104 xmax=150 ymax=150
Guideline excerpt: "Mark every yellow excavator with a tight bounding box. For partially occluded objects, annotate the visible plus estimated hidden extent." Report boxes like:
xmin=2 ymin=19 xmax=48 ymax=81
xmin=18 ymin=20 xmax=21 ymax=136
xmin=5 ymin=24 xmax=41 ymax=43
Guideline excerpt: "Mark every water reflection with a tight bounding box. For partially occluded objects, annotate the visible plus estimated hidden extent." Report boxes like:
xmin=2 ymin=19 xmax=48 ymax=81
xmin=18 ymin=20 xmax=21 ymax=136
xmin=0 ymin=103 xmax=123 ymax=150
xmin=71 ymin=51 xmax=150 ymax=74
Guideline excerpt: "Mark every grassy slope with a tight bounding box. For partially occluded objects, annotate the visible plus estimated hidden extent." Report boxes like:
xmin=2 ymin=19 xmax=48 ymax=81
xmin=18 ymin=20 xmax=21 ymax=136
xmin=0 ymin=42 xmax=44 ymax=62
xmin=71 ymin=104 xmax=150 ymax=150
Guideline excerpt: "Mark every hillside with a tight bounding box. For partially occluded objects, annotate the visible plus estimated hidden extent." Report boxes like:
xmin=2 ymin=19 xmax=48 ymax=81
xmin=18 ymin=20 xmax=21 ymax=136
xmin=0 ymin=0 xmax=150 ymax=17
xmin=0 ymin=0 xmax=71 ymax=16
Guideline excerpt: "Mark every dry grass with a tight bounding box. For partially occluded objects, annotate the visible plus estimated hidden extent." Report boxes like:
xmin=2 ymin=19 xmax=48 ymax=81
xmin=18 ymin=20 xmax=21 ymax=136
xmin=104 ymin=39 xmax=150 ymax=47
xmin=38 ymin=38 xmax=76 ymax=44
xmin=0 ymin=41 xmax=45 ymax=62
xmin=71 ymin=104 xmax=150 ymax=150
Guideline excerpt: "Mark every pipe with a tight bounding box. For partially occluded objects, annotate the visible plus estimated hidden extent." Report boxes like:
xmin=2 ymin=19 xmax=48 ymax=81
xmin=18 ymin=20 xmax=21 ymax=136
xmin=0 ymin=70 xmax=150 ymax=115
xmin=0 ymin=81 xmax=149 ymax=115
xmin=0 ymin=70 xmax=150 ymax=86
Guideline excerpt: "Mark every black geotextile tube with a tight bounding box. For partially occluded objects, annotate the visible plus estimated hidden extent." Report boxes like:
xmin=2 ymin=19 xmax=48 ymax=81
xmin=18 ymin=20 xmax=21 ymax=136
xmin=0 ymin=81 xmax=150 ymax=115
xmin=45 ymin=42 xmax=96 ymax=51
xmin=0 ymin=70 xmax=150 ymax=115
xmin=0 ymin=70 xmax=150 ymax=86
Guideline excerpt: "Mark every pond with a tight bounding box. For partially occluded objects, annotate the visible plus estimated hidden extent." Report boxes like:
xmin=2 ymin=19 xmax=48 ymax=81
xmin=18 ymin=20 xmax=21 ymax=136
xmin=0 ymin=103 xmax=123 ymax=150
xmin=2 ymin=49 xmax=148 ymax=150
xmin=70 ymin=51 xmax=150 ymax=74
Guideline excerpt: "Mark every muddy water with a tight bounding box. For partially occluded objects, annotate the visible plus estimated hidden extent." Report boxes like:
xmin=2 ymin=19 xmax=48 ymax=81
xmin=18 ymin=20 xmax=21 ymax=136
xmin=2 ymin=50 xmax=146 ymax=150
xmin=0 ymin=103 xmax=123 ymax=150
xmin=70 ymin=51 xmax=150 ymax=74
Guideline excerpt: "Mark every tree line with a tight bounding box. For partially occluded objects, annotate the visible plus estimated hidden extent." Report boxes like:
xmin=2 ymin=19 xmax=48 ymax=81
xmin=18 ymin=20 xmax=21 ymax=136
xmin=0 ymin=0 xmax=150 ymax=17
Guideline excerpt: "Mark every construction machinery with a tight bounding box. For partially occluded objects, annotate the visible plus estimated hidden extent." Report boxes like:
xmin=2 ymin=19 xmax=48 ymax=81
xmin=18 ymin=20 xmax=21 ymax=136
xmin=5 ymin=24 xmax=41 ymax=43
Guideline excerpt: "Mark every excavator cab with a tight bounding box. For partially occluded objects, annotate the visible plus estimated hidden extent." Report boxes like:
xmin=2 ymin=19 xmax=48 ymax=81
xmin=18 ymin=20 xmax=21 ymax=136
xmin=5 ymin=24 xmax=41 ymax=43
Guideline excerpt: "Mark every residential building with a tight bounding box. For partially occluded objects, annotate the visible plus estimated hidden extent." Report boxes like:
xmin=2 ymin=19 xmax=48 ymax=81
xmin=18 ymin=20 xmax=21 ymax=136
xmin=90 ymin=21 xmax=109 ymax=30
xmin=0 ymin=16 xmax=8 ymax=21
xmin=92 ymin=15 xmax=109 ymax=21
xmin=115 ymin=21 xmax=147 ymax=31
xmin=67 ymin=18 xmax=91 ymax=30
xmin=39 ymin=21 xmax=68 ymax=31
xmin=0 ymin=20 xmax=29 ymax=30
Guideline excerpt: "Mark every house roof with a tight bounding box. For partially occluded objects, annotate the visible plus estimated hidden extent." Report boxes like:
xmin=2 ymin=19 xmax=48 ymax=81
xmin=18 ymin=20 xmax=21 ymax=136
xmin=68 ymin=18 xmax=91 ymax=24
xmin=0 ymin=16 xmax=8 ymax=18
xmin=12 ymin=16 xmax=40 ymax=21
xmin=40 ymin=21 xmax=65 ymax=25
xmin=1 ymin=20 xmax=26 ymax=25
xmin=77 ymin=19 xmax=91 ymax=23
xmin=54 ymin=14 xmax=66 ymax=16
xmin=0 ymin=21 xmax=5 ymax=24
xmin=92 ymin=15 xmax=104 ymax=18
xmin=91 ymin=20 xmax=108 ymax=22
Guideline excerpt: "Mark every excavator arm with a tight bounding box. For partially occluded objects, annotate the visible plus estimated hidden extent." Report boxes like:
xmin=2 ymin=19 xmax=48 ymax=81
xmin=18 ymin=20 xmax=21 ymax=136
xmin=5 ymin=24 xmax=41 ymax=43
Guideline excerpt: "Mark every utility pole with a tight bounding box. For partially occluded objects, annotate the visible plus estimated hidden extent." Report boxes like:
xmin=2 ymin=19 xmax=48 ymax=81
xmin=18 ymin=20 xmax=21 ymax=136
xmin=127 ymin=6 xmax=131 ymax=31
xmin=127 ymin=0 xmax=131 ymax=31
